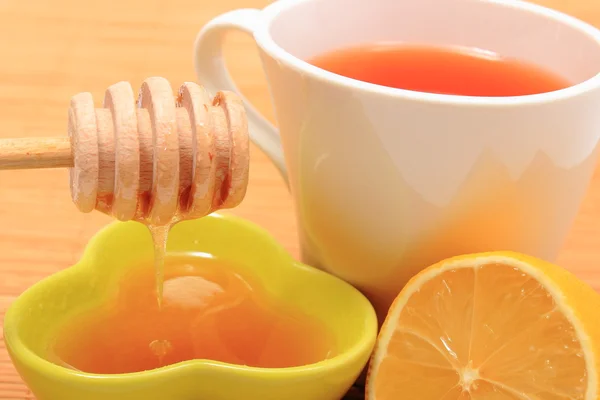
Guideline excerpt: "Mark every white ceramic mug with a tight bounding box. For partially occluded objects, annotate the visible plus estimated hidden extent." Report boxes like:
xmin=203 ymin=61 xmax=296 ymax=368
xmin=194 ymin=0 xmax=600 ymax=319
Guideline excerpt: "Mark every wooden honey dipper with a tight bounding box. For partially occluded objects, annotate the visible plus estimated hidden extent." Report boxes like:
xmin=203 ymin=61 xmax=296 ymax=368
xmin=0 ymin=77 xmax=249 ymax=225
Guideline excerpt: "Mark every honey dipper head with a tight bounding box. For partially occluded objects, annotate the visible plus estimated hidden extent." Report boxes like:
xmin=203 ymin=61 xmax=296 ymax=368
xmin=67 ymin=77 xmax=250 ymax=224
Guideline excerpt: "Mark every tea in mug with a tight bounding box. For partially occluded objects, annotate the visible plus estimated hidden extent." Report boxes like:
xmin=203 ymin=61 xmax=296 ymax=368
xmin=309 ymin=43 xmax=571 ymax=96
xmin=49 ymin=254 xmax=336 ymax=373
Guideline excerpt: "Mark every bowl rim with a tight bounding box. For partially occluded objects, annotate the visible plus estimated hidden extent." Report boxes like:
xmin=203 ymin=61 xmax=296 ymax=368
xmin=3 ymin=212 xmax=378 ymax=383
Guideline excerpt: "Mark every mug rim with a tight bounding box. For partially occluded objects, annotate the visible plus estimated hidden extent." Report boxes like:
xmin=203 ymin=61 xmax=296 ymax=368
xmin=254 ymin=0 xmax=600 ymax=106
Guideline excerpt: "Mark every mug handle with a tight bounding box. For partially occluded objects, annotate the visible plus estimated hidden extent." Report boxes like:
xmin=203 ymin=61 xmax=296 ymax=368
xmin=193 ymin=9 xmax=288 ymax=185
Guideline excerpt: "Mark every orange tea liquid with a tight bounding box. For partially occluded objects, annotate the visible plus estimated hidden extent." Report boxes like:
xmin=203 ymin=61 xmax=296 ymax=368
xmin=50 ymin=254 xmax=335 ymax=373
xmin=309 ymin=43 xmax=571 ymax=96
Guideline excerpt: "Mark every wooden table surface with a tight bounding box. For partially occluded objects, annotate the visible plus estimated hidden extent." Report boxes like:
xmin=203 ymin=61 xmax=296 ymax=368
xmin=0 ymin=0 xmax=600 ymax=398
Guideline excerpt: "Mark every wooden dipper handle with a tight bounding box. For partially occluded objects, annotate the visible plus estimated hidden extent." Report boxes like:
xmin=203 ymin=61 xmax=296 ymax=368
xmin=0 ymin=137 xmax=73 ymax=170
xmin=0 ymin=77 xmax=250 ymax=225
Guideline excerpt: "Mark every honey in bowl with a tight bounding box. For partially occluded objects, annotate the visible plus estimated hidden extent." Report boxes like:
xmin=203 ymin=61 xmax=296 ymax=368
xmin=49 ymin=253 xmax=336 ymax=373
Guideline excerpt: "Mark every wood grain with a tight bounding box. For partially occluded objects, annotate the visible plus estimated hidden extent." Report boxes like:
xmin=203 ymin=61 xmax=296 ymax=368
xmin=0 ymin=0 xmax=599 ymax=399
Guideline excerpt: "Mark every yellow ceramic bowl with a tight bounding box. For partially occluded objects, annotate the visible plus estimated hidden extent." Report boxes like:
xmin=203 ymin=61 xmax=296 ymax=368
xmin=4 ymin=212 xmax=377 ymax=400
